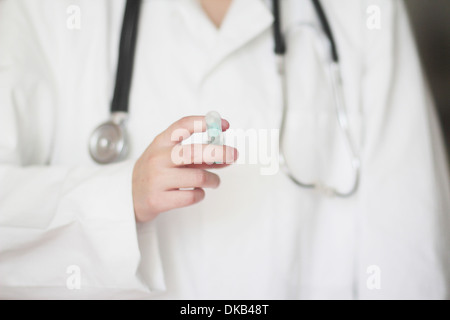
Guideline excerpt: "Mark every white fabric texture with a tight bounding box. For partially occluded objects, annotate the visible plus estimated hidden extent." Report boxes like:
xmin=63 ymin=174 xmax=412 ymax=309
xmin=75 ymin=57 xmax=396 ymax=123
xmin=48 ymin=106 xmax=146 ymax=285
xmin=0 ymin=0 xmax=448 ymax=299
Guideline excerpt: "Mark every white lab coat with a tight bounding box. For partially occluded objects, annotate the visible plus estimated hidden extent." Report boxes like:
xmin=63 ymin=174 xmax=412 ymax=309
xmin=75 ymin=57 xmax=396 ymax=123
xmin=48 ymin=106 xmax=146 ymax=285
xmin=0 ymin=0 xmax=449 ymax=299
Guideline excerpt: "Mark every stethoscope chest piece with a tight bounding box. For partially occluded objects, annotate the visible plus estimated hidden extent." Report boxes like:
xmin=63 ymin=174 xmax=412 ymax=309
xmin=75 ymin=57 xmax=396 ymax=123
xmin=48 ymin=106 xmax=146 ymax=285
xmin=89 ymin=112 xmax=128 ymax=164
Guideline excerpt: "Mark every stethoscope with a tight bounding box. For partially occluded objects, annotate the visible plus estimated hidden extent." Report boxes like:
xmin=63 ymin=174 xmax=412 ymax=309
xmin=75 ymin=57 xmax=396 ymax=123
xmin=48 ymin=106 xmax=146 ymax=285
xmin=89 ymin=0 xmax=360 ymax=197
xmin=89 ymin=0 xmax=141 ymax=164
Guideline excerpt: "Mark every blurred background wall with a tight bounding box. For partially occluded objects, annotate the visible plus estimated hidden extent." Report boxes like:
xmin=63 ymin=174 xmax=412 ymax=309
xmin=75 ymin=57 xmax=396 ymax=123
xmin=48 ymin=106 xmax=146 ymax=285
xmin=404 ymin=0 xmax=450 ymax=158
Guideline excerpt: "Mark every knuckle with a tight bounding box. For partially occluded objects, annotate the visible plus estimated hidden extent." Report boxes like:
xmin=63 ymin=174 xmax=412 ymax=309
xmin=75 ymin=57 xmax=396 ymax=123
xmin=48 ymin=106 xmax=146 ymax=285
xmin=152 ymin=132 xmax=164 ymax=145
xmin=180 ymin=145 xmax=192 ymax=164
xmin=178 ymin=116 xmax=190 ymax=128
xmin=190 ymin=146 xmax=201 ymax=164
xmin=147 ymin=155 xmax=159 ymax=167
xmin=148 ymin=150 xmax=166 ymax=167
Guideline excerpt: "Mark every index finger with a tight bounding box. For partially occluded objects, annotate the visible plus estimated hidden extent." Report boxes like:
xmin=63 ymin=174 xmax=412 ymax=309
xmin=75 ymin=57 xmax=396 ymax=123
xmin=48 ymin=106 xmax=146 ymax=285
xmin=157 ymin=116 xmax=230 ymax=147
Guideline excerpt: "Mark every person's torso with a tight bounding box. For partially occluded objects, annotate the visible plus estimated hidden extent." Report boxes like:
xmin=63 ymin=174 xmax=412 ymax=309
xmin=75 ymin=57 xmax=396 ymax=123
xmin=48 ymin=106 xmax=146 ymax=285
xmin=17 ymin=0 xmax=365 ymax=299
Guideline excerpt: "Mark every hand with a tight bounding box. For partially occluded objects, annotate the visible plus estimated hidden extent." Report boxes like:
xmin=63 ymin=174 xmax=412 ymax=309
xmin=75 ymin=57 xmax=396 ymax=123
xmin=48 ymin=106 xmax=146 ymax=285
xmin=132 ymin=116 xmax=238 ymax=222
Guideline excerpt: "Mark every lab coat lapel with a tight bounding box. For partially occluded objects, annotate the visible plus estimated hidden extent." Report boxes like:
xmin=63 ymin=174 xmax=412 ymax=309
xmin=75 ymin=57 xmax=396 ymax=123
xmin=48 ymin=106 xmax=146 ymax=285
xmin=200 ymin=0 xmax=274 ymax=82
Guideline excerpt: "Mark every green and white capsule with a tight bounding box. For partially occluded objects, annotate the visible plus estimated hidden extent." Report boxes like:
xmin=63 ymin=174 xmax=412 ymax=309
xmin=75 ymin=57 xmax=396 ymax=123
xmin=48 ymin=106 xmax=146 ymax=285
xmin=205 ymin=111 xmax=223 ymax=145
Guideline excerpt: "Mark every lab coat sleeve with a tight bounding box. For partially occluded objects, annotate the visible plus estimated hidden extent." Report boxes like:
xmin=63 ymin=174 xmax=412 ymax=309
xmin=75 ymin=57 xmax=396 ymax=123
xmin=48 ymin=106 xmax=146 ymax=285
xmin=0 ymin=1 xmax=165 ymax=298
xmin=0 ymin=162 xmax=166 ymax=298
xmin=358 ymin=0 xmax=450 ymax=299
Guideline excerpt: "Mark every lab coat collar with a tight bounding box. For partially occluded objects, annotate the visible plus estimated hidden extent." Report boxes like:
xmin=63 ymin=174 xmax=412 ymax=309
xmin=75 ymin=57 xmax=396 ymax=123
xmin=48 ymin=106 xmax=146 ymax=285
xmin=203 ymin=0 xmax=273 ymax=80
xmin=176 ymin=0 xmax=274 ymax=83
